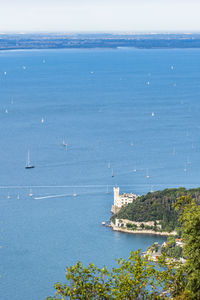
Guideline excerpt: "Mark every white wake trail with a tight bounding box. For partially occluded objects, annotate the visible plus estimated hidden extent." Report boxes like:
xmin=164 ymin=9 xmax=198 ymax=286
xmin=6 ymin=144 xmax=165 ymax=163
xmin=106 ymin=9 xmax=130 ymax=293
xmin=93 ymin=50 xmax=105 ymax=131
xmin=34 ymin=193 xmax=71 ymax=200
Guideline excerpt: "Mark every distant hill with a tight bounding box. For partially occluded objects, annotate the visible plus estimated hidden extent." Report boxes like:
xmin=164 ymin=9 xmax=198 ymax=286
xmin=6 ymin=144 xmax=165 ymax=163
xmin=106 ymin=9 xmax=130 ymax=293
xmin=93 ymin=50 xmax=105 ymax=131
xmin=1 ymin=33 xmax=200 ymax=50
xmin=111 ymin=187 xmax=200 ymax=232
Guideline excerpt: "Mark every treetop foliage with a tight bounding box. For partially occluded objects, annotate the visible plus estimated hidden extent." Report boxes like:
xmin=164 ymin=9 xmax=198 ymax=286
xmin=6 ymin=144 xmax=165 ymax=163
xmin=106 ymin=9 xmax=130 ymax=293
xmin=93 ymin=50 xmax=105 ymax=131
xmin=47 ymin=193 xmax=200 ymax=299
xmin=47 ymin=250 xmax=177 ymax=300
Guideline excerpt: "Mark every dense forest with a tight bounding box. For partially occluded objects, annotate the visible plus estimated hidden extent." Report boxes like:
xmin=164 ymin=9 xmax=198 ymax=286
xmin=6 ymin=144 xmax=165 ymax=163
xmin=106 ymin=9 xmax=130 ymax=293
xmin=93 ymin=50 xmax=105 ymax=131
xmin=111 ymin=187 xmax=200 ymax=232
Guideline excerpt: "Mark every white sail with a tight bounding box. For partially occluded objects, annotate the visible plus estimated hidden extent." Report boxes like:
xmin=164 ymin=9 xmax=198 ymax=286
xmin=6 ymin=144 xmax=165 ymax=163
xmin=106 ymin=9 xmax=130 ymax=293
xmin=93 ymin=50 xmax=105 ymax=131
xmin=25 ymin=151 xmax=35 ymax=169
xmin=146 ymin=168 xmax=150 ymax=179
xmin=27 ymin=151 xmax=30 ymax=167
xmin=29 ymin=188 xmax=33 ymax=197
xmin=106 ymin=185 xmax=110 ymax=194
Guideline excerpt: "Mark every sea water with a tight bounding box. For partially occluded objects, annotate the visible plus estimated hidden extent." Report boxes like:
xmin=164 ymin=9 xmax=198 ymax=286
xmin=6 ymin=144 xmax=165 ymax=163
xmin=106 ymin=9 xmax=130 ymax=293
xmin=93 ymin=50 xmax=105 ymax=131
xmin=0 ymin=48 xmax=200 ymax=299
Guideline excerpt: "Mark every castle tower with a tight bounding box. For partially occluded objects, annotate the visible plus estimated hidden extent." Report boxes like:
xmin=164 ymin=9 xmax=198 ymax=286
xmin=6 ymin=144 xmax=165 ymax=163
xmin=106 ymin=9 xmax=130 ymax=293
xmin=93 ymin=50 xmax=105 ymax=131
xmin=113 ymin=186 xmax=120 ymax=206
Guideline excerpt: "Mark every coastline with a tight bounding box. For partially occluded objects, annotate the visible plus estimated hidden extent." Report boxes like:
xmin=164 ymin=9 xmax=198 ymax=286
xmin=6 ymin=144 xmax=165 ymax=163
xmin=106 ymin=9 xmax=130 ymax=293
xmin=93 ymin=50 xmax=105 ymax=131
xmin=1 ymin=33 xmax=200 ymax=52
xmin=111 ymin=223 xmax=177 ymax=236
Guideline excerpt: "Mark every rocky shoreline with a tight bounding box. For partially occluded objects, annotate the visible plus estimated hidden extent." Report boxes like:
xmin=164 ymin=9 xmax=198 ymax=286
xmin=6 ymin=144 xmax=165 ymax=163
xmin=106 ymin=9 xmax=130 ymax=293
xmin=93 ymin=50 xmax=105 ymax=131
xmin=111 ymin=223 xmax=177 ymax=236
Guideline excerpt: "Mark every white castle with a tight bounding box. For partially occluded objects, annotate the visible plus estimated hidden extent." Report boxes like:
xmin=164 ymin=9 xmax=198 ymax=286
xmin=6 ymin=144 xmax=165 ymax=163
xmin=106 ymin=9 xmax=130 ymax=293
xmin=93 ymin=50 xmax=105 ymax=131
xmin=111 ymin=187 xmax=137 ymax=213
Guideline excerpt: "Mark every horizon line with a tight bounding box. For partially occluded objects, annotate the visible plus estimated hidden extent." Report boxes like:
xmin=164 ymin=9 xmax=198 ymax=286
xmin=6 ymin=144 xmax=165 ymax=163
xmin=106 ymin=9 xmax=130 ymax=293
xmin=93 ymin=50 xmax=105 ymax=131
xmin=1 ymin=31 xmax=200 ymax=35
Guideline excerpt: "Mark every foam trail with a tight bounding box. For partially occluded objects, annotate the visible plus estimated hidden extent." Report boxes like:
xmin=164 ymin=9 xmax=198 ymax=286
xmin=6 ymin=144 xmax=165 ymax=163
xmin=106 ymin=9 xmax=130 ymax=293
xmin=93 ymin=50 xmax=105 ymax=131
xmin=35 ymin=193 xmax=70 ymax=200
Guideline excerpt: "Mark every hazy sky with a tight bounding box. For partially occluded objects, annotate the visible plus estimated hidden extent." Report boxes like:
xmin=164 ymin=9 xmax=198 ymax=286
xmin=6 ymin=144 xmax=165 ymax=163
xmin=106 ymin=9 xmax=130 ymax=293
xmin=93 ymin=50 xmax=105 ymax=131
xmin=0 ymin=0 xmax=200 ymax=33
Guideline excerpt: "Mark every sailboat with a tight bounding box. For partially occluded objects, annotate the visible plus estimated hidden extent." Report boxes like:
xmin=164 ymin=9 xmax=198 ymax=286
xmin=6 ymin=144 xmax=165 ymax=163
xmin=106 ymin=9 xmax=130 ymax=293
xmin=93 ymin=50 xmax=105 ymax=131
xmin=112 ymin=169 xmax=114 ymax=177
xmin=146 ymin=169 xmax=150 ymax=179
xmin=106 ymin=185 xmax=110 ymax=194
xmin=73 ymin=192 xmax=77 ymax=197
xmin=29 ymin=188 xmax=33 ymax=197
xmin=25 ymin=151 xmax=35 ymax=169
xmin=187 ymin=157 xmax=191 ymax=165
xmin=62 ymin=139 xmax=67 ymax=147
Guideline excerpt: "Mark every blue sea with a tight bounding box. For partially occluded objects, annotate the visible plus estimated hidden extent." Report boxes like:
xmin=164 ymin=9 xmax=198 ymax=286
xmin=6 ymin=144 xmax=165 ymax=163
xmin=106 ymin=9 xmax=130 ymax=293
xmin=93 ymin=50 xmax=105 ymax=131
xmin=0 ymin=48 xmax=200 ymax=299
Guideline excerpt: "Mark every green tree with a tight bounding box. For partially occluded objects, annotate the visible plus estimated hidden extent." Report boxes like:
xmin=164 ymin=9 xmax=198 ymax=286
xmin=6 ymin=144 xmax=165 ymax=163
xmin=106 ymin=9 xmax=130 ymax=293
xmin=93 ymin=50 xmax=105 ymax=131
xmin=174 ymin=195 xmax=200 ymax=299
xmin=46 ymin=262 xmax=111 ymax=299
xmin=126 ymin=223 xmax=133 ymax=229
xmin=47 ymin=250 xmax=175 ymax=299
xmin=47 ymin=194 xmax=200 ymax=300
xmin=140 ymin=223 xmax=145 ymax=229
xmin=161 ymin=236 xmax=182 ymax=260
xmin=126 ymin=223 xmax=137 ymax=230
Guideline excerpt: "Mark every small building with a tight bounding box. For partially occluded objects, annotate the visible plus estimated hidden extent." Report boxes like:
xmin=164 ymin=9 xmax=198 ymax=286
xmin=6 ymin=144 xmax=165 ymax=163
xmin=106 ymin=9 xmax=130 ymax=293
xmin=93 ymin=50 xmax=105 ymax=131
xmin=176 ymin=238 xmax=184 ymax=247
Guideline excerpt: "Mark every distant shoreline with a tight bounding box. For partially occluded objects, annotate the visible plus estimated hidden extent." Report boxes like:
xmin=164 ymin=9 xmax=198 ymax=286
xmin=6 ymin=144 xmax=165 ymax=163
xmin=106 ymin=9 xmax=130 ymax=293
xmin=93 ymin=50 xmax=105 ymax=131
xmin=1 ymin=34 xmax=200 ymax=51
xmin=1 ymin=47 xmax=200 ymax=52
xmin=1 ymin=46 xmax=200 ymax=52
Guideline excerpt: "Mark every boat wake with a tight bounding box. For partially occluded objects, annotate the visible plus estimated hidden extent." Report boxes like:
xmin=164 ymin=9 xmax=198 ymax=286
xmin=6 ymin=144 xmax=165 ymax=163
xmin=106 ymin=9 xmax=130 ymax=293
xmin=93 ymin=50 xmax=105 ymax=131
xmin=34 ymin=193 xmax=71 ymax=200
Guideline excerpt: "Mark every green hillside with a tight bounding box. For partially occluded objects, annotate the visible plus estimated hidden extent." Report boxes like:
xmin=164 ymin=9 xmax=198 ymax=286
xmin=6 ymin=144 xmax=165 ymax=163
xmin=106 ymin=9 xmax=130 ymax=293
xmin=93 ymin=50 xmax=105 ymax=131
xmin=111 ymin=187 xmax=200 ymax=232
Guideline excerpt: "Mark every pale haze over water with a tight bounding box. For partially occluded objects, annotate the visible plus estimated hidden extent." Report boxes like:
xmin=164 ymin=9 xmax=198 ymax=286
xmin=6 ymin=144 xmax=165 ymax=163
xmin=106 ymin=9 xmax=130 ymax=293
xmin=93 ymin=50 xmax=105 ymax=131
xmin=0 ymin=0 xmax=200 ymax=32
xmin=0 ymin=48 xmax=200 ymax=299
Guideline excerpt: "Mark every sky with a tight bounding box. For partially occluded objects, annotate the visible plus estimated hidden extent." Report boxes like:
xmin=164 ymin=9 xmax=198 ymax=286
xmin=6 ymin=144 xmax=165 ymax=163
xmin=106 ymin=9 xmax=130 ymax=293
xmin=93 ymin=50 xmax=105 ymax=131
xmin=0 ymin=0 xmax=200 ymax=33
